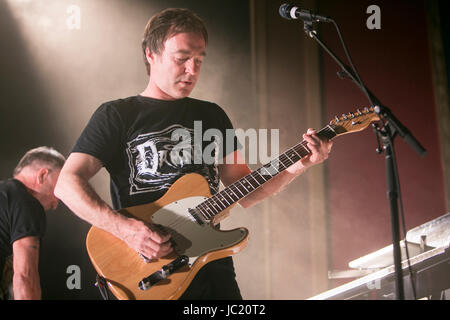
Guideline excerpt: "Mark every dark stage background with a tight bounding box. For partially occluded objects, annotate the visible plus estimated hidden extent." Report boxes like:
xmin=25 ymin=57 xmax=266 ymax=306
xmin=0 ymin=0 xmax=448 ymax=299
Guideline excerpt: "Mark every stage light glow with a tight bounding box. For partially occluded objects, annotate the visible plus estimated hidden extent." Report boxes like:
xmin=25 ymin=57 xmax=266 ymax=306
xmin=5 ymin=0 xmax=61 ymax=35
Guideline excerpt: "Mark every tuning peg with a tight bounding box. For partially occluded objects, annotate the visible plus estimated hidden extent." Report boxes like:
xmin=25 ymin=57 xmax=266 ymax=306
xmin=335 ymin=116 xmax=340 ymax=122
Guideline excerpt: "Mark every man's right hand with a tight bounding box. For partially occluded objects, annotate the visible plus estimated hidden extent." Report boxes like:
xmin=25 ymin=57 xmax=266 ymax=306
xmin=120 ymin=218 xmax=173 ymax=260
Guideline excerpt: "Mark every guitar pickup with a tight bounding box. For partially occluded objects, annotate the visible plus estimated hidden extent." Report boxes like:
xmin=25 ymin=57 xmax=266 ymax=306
xmin=138 ymin=255 xmax=189 ymax=291
xmin=188 ymin=208 xmax=205 ymax=225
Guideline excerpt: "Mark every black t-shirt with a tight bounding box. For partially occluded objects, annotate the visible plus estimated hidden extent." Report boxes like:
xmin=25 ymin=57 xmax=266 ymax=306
xmin=0 ymin=179 xmax=46 ymax=278
xmin=72 ymin=95 xmax=240 ymax=210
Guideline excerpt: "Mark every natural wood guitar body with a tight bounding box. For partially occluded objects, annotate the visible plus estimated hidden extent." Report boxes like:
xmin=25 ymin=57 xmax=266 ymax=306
xmin=86 ymin=173 xmax=249 ymax=300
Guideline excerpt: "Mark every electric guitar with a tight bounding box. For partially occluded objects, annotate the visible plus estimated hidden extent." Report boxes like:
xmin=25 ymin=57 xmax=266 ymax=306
xmin=86 ymin=107 xmax=379 ymax=300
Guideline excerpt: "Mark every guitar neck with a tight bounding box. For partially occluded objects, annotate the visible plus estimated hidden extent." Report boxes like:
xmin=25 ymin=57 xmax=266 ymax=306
xmin=195 ymin=125 xmax=338 ymax=221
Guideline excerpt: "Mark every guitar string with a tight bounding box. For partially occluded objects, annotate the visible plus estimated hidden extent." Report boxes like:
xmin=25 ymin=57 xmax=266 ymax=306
xmin=193 ymin=126 xmax=336 ymax=220
xmin=196 ymin=134 xmax=321 ymax=217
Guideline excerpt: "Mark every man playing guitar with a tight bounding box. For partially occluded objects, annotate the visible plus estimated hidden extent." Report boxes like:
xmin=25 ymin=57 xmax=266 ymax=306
xmin=54 ymin=8 xmax=332 ymax=299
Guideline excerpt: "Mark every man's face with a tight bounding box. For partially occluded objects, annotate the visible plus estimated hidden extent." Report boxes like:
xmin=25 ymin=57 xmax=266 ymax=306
xmin=147 ymin=32 xmax=206 ymax=100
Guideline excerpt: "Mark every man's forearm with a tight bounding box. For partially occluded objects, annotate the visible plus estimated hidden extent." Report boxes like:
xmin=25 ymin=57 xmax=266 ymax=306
xmin=223 ymin=128 xmax=332 ymax=210
xmin=54 ymin=172 xmax=129 ymax=239
xmin=13 ymin=273 xmax=41 ymax=300
xmin=238 ymin=168 xmax=303 ymax=209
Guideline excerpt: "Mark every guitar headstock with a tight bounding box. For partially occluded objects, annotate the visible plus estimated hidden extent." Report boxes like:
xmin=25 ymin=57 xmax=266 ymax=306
xmin=329 ymin=107 xmax=380 ymax=136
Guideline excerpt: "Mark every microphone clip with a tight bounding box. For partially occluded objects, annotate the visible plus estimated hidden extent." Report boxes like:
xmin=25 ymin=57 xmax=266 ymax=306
xmin=303 ymin=18 xmax=317 ymax=38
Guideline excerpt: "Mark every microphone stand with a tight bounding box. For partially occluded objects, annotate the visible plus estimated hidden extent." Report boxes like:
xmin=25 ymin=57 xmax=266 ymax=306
xmin=301 ymin=19 xmax=426 ymax=300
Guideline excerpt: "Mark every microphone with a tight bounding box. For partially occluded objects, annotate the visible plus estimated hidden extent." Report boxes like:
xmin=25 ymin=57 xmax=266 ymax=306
xmin=279 ymin=3 xmax=331 ymax=23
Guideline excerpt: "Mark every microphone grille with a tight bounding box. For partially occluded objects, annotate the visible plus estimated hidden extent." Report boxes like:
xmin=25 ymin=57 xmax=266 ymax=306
xmin=279 ymin=3 xmax=293 ymax=20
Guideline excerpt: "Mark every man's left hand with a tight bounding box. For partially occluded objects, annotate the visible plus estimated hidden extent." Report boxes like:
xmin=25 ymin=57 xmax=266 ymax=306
xmin=287 ymin=128 xmax=333 ymax=175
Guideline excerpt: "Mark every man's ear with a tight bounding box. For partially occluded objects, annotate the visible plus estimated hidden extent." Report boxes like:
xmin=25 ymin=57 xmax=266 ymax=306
xmin=145 ymin=47 xmax=155 ymax=65
xmin=36 ymin=168 xmax=49 ymax=185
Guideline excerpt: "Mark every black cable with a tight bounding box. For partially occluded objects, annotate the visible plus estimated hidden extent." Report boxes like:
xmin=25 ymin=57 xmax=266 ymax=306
xmin=330 ymin=19 xmax=375 ymax=107
xmin=330 ymin=19 xmax=417 ymax=299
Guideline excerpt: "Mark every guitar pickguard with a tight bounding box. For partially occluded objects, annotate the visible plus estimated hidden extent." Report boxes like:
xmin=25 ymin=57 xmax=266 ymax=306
xmin=151 ymin=197 xmax=247 ymax=267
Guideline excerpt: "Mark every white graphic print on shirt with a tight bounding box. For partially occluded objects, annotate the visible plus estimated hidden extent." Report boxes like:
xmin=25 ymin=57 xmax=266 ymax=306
xmin=126 ymin=124 xmax=219 ymax=196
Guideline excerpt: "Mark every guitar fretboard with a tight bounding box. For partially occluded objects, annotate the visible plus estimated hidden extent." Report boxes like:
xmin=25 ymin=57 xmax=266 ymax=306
xmin=194 ymin=125 xmax=337 ymax=221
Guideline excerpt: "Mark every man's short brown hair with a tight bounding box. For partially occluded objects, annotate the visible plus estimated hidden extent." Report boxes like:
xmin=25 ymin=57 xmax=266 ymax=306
xmin=141 ymin=8 xmax=208 ymax=76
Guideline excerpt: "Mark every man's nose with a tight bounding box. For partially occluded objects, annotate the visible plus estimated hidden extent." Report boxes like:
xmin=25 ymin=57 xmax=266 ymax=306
xmin=185 ymin=58 xmax=199 ymax=75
